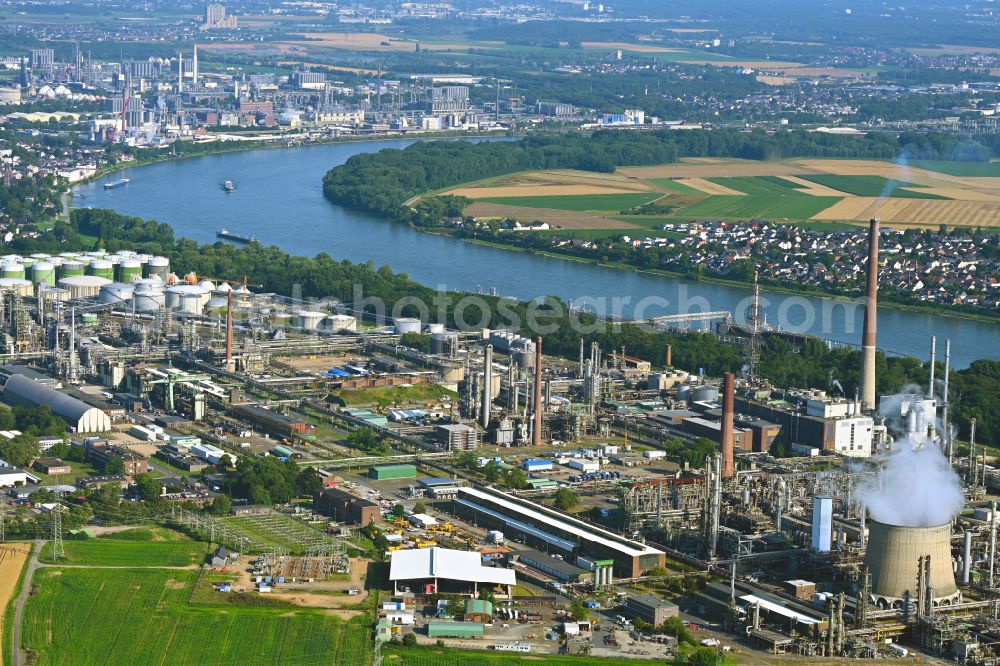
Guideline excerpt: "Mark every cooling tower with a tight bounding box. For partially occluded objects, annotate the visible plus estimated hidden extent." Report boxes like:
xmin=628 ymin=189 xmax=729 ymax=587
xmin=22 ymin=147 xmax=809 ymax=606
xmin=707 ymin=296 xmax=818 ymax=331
xmin=864 ymin=519 xmax=960 ymax=608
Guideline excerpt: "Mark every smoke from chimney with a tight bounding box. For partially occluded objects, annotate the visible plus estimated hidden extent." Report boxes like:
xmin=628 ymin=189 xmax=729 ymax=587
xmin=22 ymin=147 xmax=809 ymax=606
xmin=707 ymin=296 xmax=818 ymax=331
xmin=721 ymin=372 xmax=735 ymax=479
xmin=861 ymin=217 xmax=880 ymax=412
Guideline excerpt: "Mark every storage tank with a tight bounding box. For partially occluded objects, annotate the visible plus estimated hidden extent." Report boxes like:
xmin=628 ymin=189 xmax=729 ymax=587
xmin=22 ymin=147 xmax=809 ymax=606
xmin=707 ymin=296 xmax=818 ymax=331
xmin=864 ymin=520 xmax=960 ymax=608
xmin=146 ymin=256 xmax=170 ymax=280
xmin=198 ymin=280 xmax=216 ymax=291
xmin=165 ymin=284 xmax=208 ymax=310
xmin=31 ymin=261 xmax=55 ymax=287
xmin=204 ymin=296 xmax=229 ymax=314
xmin=58 ymin=260 xmax=85 ymax=279
xmin=296 ymin=311 xmax=326 ymax=331
xmin=691 ymin=385 xmax=720 ymax=403
xmin=431 ymin=332 xmax=459 ymax=355
xmin=99 ymin=282 xmax=133 ymax=305
xmin=427 ymin=323 xmax=445 ymax=334
xmin=1 ymin=263 xmax=24 ymax=280
xmin=38 ymin=287 xmax=69 ymax=303
xmin=0 ymin=278 xmax=34 ymax=297
xmin=88 ymin=260 xmax=114 ymax=280
xmin=131 ymin=283 xmax=165 ymax=312
xmin=117 ymin=259 xmax=142 ymax=283
xmin=29 ymin=253 xmax=51 ymax=261
xmin=675 ymin=384 xmax=692 ymax=403
xmin=57 ymin=275 xmax=112 ymax=299
xmin=394 ymin=317 xmax=421 ymax=334
xmin=179 ymin=292 xmax=205 ymax=314
xmin=324 ymin=314 xmax=357 ymax=332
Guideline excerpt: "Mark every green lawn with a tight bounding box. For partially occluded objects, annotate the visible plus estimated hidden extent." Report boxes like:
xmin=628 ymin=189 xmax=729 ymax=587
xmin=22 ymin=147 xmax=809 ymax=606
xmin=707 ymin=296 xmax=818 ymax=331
xmin=675 ymin=195 xmax=841 ymax=219
xmin=22 ymin=568 xmax=370 ymax=666
xmin=331 ymin=383 xmax=458 ymax=407
xmin=39 ymin=531 xmax=207 ymax=567
xmin=475 ymin=192 xmax=662 ymax=211
xmin=383 ymin=645 xmax=708 ymax=665
xmin=37 ymin=461 xmax=98 ymax=486
xmin=647 ymin=178 xmax=703 ymax=194
xmin=708 ymin=176 xmax=805 ymax=195
xmin=905 ymin=160 xmax=1000 ymax=177
xmin=798 ymin=174 xmax=949 ymax=199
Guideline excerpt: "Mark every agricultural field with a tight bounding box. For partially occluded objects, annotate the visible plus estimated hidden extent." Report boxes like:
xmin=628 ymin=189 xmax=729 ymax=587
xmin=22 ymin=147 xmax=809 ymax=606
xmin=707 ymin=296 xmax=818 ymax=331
xmin=21 ymin=567 xmax=370 ymax=666
xmin=797 ymin=174 xmax=948 ymax=199
xmin=1 ymin=543 xmax=31 ymax=666
xmin=449 ymin=157 xmax=1000 ymax=230
xmin=38 ymin=530 xmax=207 ymax=567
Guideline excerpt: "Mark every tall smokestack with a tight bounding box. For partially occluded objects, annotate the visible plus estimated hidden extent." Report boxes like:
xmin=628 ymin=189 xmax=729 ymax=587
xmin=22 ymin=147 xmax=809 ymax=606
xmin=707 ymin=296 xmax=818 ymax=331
xmin=666 ymin=344 xmax=672 ymax=368
xmin=177 ymin=52 xmax=183 ymax=93
xmin=861 ymin=217 xmax=880 ymax=412
xmin=192 ymin=45 xmax=198 ymax=87
xmin=721 ymin=372 xmax=735 ymax=479
xmin=481 ymin=344 xmax=493 ymax=429
xmin=225 ymin=290 xmax=234 ymax=369
xmin=928 ymin=336 xmax=936 ymax=399
xmin=532 ymin=337 xmax=542 ymax=446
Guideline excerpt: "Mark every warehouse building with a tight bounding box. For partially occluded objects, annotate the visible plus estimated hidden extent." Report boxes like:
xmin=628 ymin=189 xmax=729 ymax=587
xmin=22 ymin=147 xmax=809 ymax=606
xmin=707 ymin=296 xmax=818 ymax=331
xmin=2 ymin=374 xmax=110 ymax=433
xmin=231 ymin=403 xmax=315 ymax=438
xmin=427 ymin=621 xmax=484 ymax=639
xmin=314 ymin=487 xmax=380 ymax=525
xmin=370 ymin=463 xmax=417 ymax=480
xmin=623 ymin=594 xmax=680 ymax=626
xmin=511 ymin=548 xmax=593 ymax=583
xmin=389 ymin=546 xmax=516 ymax=597
xmin=454 ymin=486 xmax=664 ymax=578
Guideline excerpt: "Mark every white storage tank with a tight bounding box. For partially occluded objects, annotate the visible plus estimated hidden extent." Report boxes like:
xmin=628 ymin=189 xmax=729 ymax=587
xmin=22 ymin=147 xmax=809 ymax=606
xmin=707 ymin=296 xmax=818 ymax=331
xmin=394 ymin=317 xmax=421 ymax=334
xmin=165 ymin=284 xmax=208 ymax=310
xmin=427 ymin=322 xmax=445 ymax=334
xmin=57 ymin=275 xmax=112 ymax=299
xmin=430 ymin=332 xmax=459 ymax=355
xmin=0 ymin=278 xmax=34 ymax=297
xmin=691 ymin=385 xmax=720 ymax=403
xmin=178 ymin=292 xmax=205 ymax=314
xmin=323 ymin=314 xmax=357 ymax=332
xmin=296 ymin=311 xmax=326 ymax=331
xmin=146 ymin=256 xmax=170 ymax=280
xmin=99 ymin=282 xmax=134 ymax=305
xmin=131 ymin=283 xmax=165 ymax=312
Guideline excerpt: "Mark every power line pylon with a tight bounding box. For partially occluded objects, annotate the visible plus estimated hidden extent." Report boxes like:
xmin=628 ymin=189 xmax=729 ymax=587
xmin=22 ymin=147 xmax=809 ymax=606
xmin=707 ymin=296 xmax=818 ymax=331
xmin=51 ymin=505 xmax=65 ymax=560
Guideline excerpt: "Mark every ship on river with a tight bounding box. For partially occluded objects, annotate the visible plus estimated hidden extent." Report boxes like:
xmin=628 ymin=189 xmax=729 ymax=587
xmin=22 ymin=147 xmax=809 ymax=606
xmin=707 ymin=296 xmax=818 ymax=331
xmin=216 ymin=228 xmax=255 ymax=244
xmin=103 ymin=178 xmax=130 ymax=189
xmin=223 ymin=179 xmax=236 ymax=192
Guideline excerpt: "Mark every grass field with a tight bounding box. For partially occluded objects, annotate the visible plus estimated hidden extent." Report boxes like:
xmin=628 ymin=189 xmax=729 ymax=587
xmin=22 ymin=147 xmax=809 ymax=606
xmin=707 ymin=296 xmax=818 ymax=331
xmin=798 ymin=174 xmax=949 ymax=199
xmin=706 ymin=176 xmax=804 ymax=195
xmin=22 ymin=568 xmax=370 ymax=666
xmin=675 ymin=195 xmax=842 ymax=219
xmin=905 ymin=160 xmax=1000 ymax=177
xmin=476 ymin=192 xmax=661 ymax=211
xmin=39 ymin=533 xmax=207 ymax=567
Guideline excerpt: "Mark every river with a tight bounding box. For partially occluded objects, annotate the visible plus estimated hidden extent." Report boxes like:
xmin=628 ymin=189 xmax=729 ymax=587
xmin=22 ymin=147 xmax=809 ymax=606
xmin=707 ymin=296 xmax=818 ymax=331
xmin=72 ymin=139 xmax=997 ymax=367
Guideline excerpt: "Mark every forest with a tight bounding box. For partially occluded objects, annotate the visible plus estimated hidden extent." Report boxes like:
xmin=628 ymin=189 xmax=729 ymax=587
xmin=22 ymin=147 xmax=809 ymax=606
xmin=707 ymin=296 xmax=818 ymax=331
xmin=322 ymin=129 xmax=996 ymax=228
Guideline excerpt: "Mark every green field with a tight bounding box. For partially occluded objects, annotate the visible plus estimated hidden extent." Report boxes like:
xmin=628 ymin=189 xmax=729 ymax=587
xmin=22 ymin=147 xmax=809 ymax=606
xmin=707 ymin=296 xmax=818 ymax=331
xmin=708 ymin=176 xmax=805 ymax=195
xmin=798 ymin=174 xmax=948 ymax=199
xmin=648 ymin=178 xmax=703 ymax=194
xmin=22 ymin=568 xmax=370 ymax=666
xmin=332 ymin=383 xmax=458 ymax=407
xmin=675 ymin=195 xmax=842 ymax=219
xmin=382 ymin=645 xmax=728 ymax=666
xmin=39 ymin=532 xmax=207 ymax=567
xmin=476 ymin=192 xmax=662 ymax=211
xmin=906 ymin=160 xmax=1000 ymax=177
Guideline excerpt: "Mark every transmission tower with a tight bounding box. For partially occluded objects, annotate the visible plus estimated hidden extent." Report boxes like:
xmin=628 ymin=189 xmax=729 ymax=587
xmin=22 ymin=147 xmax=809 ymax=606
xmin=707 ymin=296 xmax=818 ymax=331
xmin=746 ymin=268 xmax=763 ymax=386
xmin=1 ymin=507 xmax=5 ymax=542
xmin=51 ymin=505 xmax=65 ymax=560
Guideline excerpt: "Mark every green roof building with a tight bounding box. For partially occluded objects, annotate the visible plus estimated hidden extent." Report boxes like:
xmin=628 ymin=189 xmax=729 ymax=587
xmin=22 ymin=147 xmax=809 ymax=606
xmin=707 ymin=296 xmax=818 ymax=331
xmin=524 ymin=478 xmax=558 ymax=490
xmin=427 ymin=621 xmax=484 ymax=638
xmin=463 ymin=599 xmax=493 ymax=622
xmin=370 ymin=463 xmax=418 ymax=480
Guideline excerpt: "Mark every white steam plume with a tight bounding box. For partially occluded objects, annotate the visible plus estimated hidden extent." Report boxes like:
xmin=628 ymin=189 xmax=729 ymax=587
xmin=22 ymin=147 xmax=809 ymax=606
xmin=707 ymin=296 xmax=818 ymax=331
xmin=854 ymin=385 xmax=964 ymax=527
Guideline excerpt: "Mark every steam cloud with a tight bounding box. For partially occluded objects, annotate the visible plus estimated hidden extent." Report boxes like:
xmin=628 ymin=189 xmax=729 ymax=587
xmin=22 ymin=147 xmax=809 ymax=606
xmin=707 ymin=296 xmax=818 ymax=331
xmin=854 ymin=386 xmax=964 ymax=528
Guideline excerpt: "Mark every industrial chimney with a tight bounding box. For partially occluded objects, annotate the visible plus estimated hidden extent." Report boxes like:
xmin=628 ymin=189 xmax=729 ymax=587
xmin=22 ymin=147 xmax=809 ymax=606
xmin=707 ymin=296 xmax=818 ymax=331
xmin=532 ymin=338 xmax=543 ymax=446
xmin=861 ymin=217 xmax=880 ymax=412
xmin=864 ymin=519 xmax=959 ymax=608
xmin=481 ymin=344 xmax=493 ymax=429
xmin=720 ymin=372 xmax=735 ymax=479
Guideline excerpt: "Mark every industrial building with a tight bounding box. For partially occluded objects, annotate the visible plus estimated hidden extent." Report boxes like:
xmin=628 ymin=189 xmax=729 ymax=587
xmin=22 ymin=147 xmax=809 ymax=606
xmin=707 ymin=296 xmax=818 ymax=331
xmin=623 ymin=594 xmax=680 ymax=626
xmin=231 ymin=404 xmax=315 ymax=438
xmin=510 ymin=548 xmax=593 ymax=583
xmin=2 ymin=374 xmax=111 ymax=433
xmin=426 ymin=621 xmax=484 ymax=639
xmin=370 ymin=464 xmax=417 ymax=480
xmin=435 ymin=423 xmax=479 ymax=451
xmin=454 ymin=486 xmax=665 ymax=577
xmin=314 ymin=487 xmax=380 ymax=525
xmin=389 ymin=546 xmax=516 ymax=597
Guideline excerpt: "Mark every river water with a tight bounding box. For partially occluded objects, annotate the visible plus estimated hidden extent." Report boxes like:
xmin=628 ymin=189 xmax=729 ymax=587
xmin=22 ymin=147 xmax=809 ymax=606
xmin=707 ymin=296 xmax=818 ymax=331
xmin=72 ymin=139 xmax=997 ymax=367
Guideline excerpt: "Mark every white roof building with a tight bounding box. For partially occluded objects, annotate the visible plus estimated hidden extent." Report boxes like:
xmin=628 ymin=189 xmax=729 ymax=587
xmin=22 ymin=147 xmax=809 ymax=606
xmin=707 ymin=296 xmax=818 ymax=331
xmin=389 ymin=547 xmax=515 ymax=597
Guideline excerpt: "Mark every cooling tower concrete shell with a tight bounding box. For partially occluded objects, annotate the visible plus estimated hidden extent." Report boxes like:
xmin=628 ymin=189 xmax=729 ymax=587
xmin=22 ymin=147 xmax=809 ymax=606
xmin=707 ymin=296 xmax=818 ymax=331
xmin=864 ymin=519 xmax=960 ymax=608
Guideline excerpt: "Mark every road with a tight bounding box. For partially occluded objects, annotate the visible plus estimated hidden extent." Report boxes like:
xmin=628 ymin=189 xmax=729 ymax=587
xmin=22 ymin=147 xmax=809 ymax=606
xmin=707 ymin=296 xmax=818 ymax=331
xmin=10 ymin=540 xmax=43 ymax=666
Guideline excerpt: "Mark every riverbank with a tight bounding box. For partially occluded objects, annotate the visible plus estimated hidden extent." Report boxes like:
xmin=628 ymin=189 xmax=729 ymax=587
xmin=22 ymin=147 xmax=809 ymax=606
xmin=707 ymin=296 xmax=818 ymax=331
xmin=424 ymin=231 xmax=1000 ymax=326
